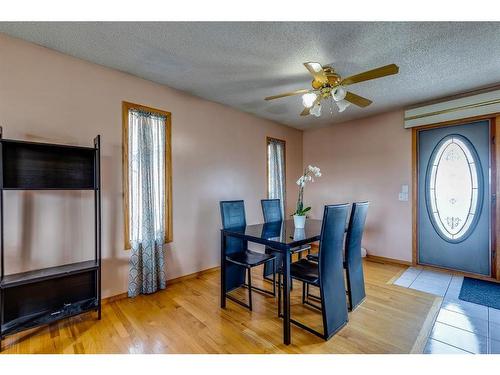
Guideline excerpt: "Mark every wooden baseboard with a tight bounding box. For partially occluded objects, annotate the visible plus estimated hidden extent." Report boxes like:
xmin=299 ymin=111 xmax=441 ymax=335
xmin=102 ymin=292 xmax=128 ymax=305
xmin=313 ymin=246 xmax=412 ymax=268
xmin=101 ymin=266 xmax=220 ymax=304
xmin=167 ymin=266 xmax=219 ymax=285
xmin=366 ymin=254 xmax=413 ymax=267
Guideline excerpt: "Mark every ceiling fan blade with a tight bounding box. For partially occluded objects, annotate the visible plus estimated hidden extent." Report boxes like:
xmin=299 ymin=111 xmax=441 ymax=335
xmin=341 ymin=64 xmax=399 ymax=86
xmin=345 ymin=91 xmax=373 ymax=107
xmin=265 ymin=89 xmax=311 ymax=101
xmin=303 ymin=62 xmax=328 ymax=84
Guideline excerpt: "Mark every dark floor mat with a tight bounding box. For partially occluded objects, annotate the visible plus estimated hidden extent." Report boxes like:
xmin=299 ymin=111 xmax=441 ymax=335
xmin=459 ymin=277 xmax=500 ymax=309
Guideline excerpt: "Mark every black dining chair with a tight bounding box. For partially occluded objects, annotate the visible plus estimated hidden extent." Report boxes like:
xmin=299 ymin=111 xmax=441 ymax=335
xmin=261 ymin=199 xmax=311 ymax=282
xmin=343 ymin=201 xmax=369 ymax=310
xmin=220 ymin=200 xmax=276 ymax=311
xmin=278 ymin=203 xmax=350 ymax=340
xmin=307 ymin=201 xmax=369 ymax=311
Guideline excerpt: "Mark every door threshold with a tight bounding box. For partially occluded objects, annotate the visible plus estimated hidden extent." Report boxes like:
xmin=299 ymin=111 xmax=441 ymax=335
xmin=416 ymin=262 xmax=498 ymax=283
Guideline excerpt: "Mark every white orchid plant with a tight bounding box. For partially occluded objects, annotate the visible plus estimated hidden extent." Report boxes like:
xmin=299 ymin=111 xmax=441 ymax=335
xmin=293 ymin=165 xmax=322 ymax=216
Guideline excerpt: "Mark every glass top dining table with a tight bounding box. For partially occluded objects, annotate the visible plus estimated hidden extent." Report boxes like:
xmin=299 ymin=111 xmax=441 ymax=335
xmin=220 ymin=219 xmax=323 ymax=345
xmin=222 ymin=219 xmax=323 ymax=251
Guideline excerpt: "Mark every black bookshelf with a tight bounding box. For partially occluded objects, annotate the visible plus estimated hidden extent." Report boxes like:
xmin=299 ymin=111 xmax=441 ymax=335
xmin=0 ymin=128 xmax=102 ymax=349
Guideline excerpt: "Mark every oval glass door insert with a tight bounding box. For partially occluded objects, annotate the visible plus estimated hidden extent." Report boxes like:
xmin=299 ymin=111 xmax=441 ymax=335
xmin=426 ymin=135 xmax=482 ymax=242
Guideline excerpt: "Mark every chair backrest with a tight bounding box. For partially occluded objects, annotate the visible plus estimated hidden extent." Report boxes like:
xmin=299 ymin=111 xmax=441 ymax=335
xmin=345 ymin=202 xmax=369 ymax=266
xmin=219 ymin=200 xmax=247 ymax=291
xmin=219 ymin=200 xmax=247 ymax=256
xmin=220 ymin=200 xmax=246 ymax=229
xmin=344 ymin=201 xmax=369 ymax=309
xmin=318 ymin=203 xmax=350 ymax=338
xmin=261 ymin=198 xmax=282 ymax=223
xmin=261 ymin=221 xmax=282 ymax=239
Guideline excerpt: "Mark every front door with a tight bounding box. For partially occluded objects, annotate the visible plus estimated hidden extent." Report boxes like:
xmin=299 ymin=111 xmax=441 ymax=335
xmin=418 ymin=120 xmax=492 ymax=276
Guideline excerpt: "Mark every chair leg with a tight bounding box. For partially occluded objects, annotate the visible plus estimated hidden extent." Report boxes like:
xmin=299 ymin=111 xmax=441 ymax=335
xmin=302 ymin=283 xmax=322 ymax=310
xmin=278 ymin=272 xmax=282 ymax=317
xmin=272 ymin=259 xmax=276 ymax=297
xmin=346 ymin=279 xmax=353 ymax=311
xmin=246 ymin=260 xmax=277 ymax=297
xmin=302 ymin=282 xmax=306 ymax=304
xmin=283 ymin=283 xmax=330 ymax=340
xmin=306 ymin=283 xmax=321 ymax=302
xmin=263 ymin=258 xmax=277 ymax=284
xmin=247 ymin=268 xmax=253 ymax=311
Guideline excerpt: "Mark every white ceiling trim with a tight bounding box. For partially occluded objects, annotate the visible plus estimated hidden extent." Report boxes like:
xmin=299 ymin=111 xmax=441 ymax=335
xmin=404 ymin=89 xmax=500 ymax=128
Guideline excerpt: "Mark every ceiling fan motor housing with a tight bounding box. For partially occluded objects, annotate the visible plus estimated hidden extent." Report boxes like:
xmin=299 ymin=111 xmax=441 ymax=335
xmin=312 ymin=67 xmax=341 ymax=89
xmin=311 ymin=79 xmax=323 ymax=89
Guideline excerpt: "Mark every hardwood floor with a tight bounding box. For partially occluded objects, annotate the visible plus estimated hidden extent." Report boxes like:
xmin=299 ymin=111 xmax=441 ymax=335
xmin=0 ymin=260 xmax=439 ymax=354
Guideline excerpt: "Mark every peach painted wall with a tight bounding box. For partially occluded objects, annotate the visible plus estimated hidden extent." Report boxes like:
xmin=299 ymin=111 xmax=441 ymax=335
xmin=303 ymin=110 xmax=413 ymax=262
xmin=0 ymin=33 xmax=303 ymax=298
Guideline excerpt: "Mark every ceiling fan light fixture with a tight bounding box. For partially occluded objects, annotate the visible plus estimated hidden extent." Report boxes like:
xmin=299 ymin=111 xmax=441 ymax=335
xmin=332 ymin=85 xmax=347 ymax=102
xmin=336 ymin=99 xmax=351 ymax=113
xmin=264 ymin=61 xmax=398 ymax=118
xmin=301 ymin=92 xmax=317 ymax=108
xmin=310 ymin=103 xmax=321 ymax=117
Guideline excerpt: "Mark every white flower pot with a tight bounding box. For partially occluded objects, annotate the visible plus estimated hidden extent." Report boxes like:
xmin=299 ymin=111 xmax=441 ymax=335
xmin=293 ymin=214 xmax=306 ymax=229
xmin=293 ymin=227 xmax=306 ymax=240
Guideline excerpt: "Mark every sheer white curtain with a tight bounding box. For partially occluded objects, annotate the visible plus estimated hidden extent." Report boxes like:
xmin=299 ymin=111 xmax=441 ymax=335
xmin=128 ymin=109 xmax=167 ymax=297
xmin=267 ymin=139 xmax=286 ymax=218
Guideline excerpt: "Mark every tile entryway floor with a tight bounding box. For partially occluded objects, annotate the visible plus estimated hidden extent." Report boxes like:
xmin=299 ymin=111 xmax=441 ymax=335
xmin=394 ymin=267 xmax=500 ymax=354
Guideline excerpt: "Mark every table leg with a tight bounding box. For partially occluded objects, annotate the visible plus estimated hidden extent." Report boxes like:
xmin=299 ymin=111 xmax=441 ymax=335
xmin=283 ymin=247 xmax=291 ymax=345
xmin=220 ymin=231 xmax=226 ymax=308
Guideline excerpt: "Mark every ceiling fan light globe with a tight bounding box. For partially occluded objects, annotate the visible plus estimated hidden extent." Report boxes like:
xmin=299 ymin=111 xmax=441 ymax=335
xmin=310 ymin=103 xmax=321 ymax=117
xmin=332 ymin=85 xmax=347 ymax=101
xmin=302 ymin=93 xmax=317 ymax=108
xmin=336 ymin=99 xmax=351 ymax=113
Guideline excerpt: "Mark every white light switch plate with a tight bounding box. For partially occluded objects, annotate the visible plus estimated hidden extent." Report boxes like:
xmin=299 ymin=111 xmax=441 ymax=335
xmin=398 ymin=184 xmax=409 ymax=201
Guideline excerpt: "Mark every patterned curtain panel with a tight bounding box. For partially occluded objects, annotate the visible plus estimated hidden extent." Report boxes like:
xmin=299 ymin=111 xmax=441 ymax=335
xmin=128 ymin=109 xmax=167 ymax=297
xmin=267 ymin=139 xmax=286 ymax=217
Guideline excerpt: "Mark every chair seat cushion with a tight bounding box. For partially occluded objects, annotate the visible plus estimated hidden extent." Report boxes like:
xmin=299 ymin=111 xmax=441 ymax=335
xmin=290 ymin=259 xmax=319 ymax=285
xmin=265 ymin=246 xmax=281 ymax=254
xmin=265 ymin=245 xmax=310 ymax=254
xmin=307 ymin=253 xmax=347 ymax=268
xmin=226 ymin=250 xmax=275 ymax=268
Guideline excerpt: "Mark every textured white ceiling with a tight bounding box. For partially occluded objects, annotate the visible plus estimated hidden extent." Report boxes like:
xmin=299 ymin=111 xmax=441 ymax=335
xmin=1 ymin=22 xmax=500 ymax=130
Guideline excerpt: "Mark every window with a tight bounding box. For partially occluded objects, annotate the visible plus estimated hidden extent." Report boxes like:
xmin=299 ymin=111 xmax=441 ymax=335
xmin=123 ymin=101 xmax=172 ymax=249
xmin=267 ymin=137 xmax=286 ymax=217
xmin=426 ymin=134 xmax=482 ymax=242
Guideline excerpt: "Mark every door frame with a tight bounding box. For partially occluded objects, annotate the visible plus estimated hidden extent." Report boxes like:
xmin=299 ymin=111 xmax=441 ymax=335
xmin=412 ymin=114 xmax=500 ymax=281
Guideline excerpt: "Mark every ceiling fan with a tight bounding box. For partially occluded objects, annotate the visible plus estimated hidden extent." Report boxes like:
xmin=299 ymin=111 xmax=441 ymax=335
xmin=265 ymin=62 xmax=399 ymax=117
